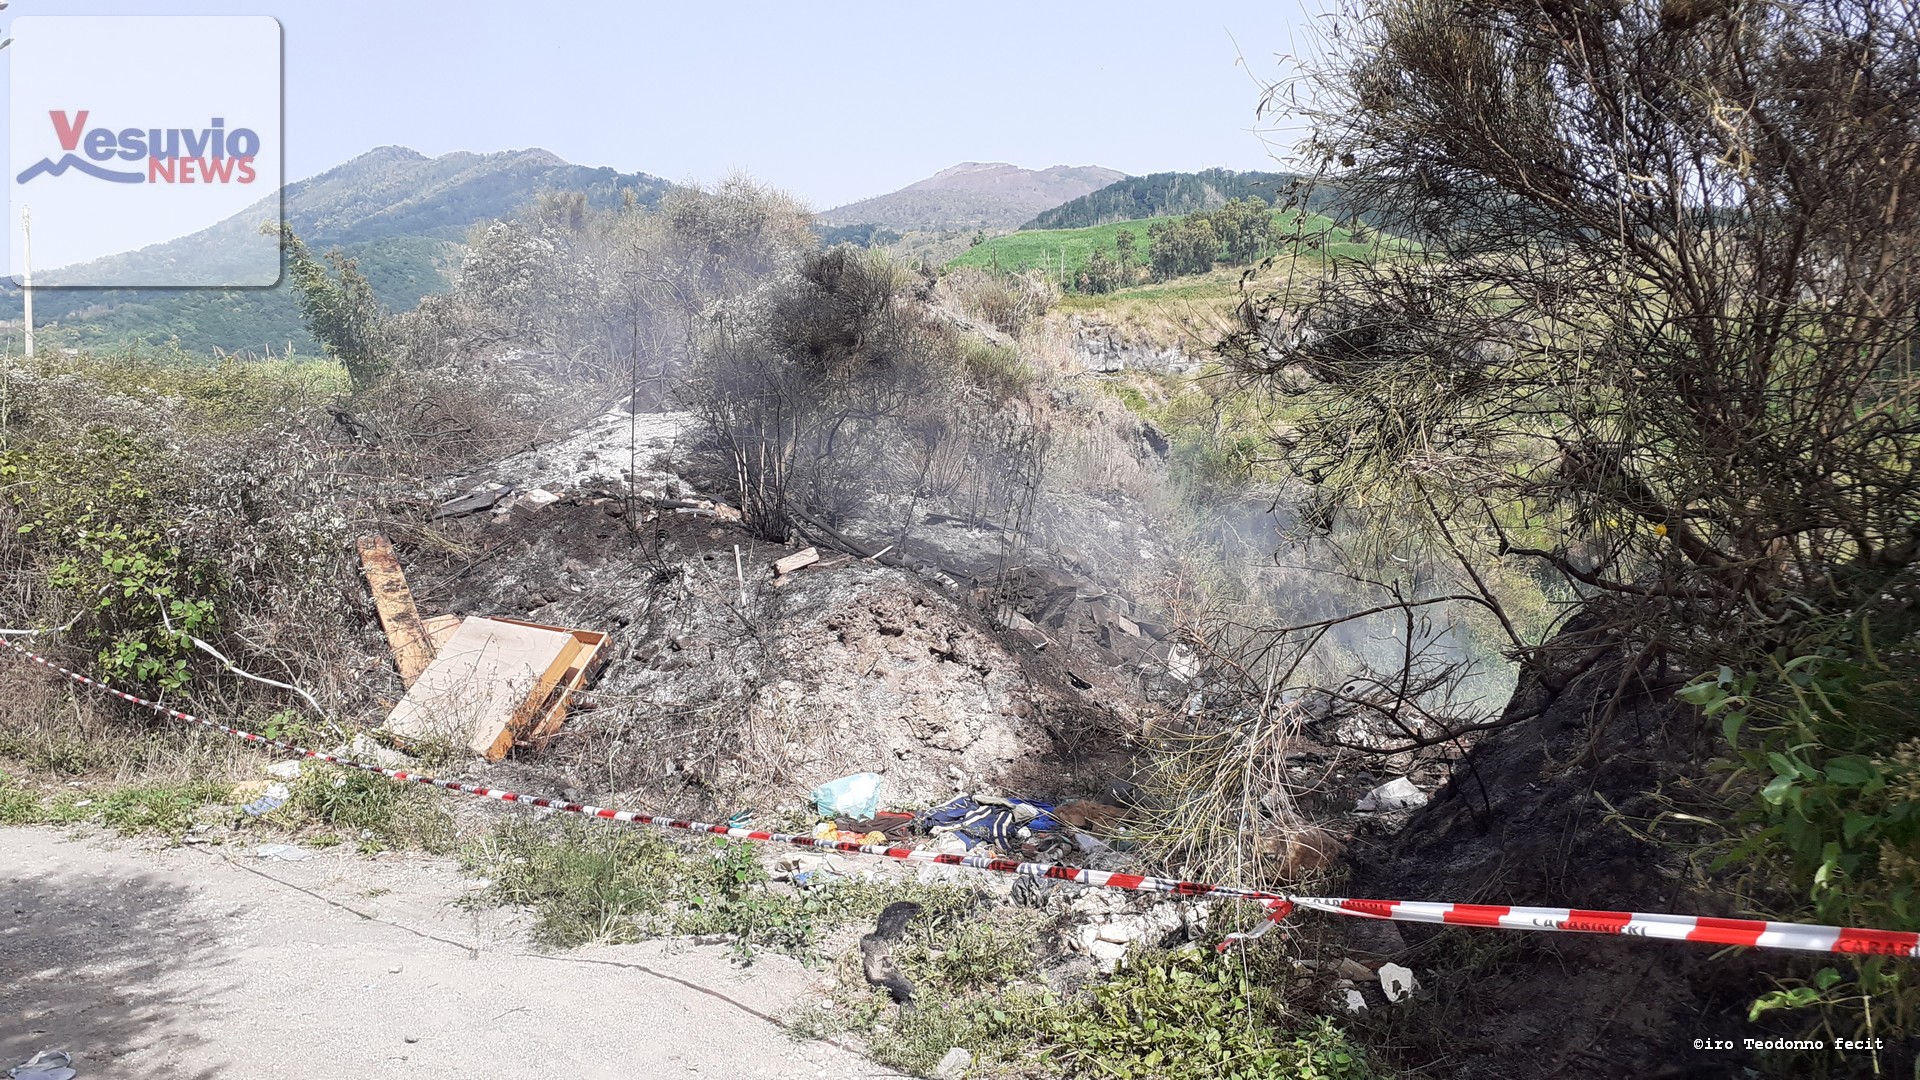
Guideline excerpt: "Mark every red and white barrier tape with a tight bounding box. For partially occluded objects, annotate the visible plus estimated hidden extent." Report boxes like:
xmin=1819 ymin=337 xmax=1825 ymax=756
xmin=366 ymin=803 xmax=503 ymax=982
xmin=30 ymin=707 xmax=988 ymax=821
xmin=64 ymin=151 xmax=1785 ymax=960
xmin=1292 ymin=897 xmax=1918 ymax=958
xmin=3 ymin=635 xmax=1915 ymax=959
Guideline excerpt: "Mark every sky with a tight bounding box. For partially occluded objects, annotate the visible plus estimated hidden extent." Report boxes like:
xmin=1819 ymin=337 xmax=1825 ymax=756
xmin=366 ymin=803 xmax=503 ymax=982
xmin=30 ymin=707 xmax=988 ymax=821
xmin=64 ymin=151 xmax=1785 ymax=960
xmin=1 ymin=0 xmax=1334 ymax=274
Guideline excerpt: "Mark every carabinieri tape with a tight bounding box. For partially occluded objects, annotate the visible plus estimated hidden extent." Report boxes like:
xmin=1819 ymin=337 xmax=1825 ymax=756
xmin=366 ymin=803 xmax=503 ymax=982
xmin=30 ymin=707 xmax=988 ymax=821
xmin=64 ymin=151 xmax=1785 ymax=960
xmin=3 ymin=635 xmax=1914 ymax=959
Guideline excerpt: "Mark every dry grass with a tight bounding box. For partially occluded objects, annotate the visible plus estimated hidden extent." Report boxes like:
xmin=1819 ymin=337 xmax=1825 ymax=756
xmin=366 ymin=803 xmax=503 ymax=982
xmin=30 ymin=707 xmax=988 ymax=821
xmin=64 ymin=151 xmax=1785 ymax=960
xmin=0 ymin=662 xmax=258 ymax=788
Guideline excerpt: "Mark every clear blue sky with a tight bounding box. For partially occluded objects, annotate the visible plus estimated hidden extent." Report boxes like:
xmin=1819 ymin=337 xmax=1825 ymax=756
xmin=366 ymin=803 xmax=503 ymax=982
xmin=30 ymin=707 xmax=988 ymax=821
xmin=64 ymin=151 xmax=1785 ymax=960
xmin=1 ymin=0 xmax=1329 ymax=211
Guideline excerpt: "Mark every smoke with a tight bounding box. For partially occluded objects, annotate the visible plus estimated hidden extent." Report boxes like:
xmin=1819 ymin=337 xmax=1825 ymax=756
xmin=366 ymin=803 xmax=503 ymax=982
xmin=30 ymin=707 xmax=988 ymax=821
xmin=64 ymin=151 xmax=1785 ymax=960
xmin=400 ymin=175 xmax=1519 ymax=753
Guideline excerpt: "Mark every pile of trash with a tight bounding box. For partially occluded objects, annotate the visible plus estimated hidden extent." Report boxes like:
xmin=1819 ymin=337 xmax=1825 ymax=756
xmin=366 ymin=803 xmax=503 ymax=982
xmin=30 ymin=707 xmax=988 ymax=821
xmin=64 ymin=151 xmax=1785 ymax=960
xmin=802 ymin=771 xmax=1119 ymax=864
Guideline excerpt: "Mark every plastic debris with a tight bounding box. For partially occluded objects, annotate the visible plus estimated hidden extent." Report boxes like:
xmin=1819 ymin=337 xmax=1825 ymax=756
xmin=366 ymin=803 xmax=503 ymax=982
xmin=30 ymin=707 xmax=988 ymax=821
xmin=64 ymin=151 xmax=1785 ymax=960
xmin=1379 ymin=962 xmax=1419 ymax=1002
xmin=1356 ymin=777 xmax=1428 ymax=812
xmin=810 ymin=772 xmax=883 ymax=818
xmin=242 ymin=782 xmax=290 ymax=816
xmin=8 ymin=1050 xmax=75 ymax=1080
xmin=1342 ymin=988 xmax=1368 ymax=1013
xmin=255 ymin=843 xmax=314 ymax=862
xmin=934 ymin=1047 xmax=973 ymax=1078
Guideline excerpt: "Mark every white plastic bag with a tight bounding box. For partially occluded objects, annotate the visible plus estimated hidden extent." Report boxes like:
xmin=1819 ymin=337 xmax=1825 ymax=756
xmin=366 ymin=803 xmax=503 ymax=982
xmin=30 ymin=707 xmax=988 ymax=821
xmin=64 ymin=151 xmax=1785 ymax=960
xmin=810 ymin=772 xmax=883 ymax=818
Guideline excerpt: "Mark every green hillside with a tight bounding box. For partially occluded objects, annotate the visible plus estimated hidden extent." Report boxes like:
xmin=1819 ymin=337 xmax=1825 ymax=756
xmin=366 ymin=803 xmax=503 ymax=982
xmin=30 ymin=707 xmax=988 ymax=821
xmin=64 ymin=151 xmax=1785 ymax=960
xmin=1024 ymin=168 xmax=1327 ymax=229
xmin=947 ymin=209 xmax=1371 ymax=284
xmin=38 ymin=235 xmax=457 ymax=354
xmin=1 ymin=147 xmax=672 ymax=354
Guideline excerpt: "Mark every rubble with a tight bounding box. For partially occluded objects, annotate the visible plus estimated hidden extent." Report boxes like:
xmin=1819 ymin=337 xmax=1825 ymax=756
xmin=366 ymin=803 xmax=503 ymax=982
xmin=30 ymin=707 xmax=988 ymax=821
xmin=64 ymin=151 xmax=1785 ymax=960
xmin=509 ymin=487 xmax=562 ymax=516
xmin=432 ymin=482 xmax=512 ymax=520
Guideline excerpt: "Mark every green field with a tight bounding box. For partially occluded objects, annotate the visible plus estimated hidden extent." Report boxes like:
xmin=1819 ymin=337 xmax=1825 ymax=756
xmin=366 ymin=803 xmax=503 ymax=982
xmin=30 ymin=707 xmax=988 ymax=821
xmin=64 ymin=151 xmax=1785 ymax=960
xmin=945 ymin=209 xmax=1374 ymax=283
xmin=947 ymin=216 xmax=1180 ymax=278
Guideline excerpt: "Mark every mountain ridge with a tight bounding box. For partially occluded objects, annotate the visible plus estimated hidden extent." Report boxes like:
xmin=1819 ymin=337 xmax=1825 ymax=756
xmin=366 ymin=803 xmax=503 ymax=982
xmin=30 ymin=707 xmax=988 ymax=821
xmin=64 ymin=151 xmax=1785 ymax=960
xmin=818 ymin=162 xmax=1124 ymax=230
xmin=3 ymin=146 xmax=673 ymax=353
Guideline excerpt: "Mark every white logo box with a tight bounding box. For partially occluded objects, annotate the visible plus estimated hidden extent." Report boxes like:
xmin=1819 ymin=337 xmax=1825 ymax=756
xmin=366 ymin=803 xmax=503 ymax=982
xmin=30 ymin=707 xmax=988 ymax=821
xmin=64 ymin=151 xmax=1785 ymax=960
xmin=8 ymin=15 xmax=282 ymax=287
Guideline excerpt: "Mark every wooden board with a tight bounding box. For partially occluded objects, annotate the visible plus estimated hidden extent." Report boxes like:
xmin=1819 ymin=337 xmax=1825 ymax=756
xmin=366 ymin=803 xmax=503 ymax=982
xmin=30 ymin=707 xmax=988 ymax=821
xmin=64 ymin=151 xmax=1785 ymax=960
xmin=772 ymin=546 xmax=819 ymax=576
xmin=384 ymin=616 xmax=579 ymax=760
xmin=356 ymin=535 xmax=435 ymax=688
xmin=486 ymin=617 xmax=608 ymax=750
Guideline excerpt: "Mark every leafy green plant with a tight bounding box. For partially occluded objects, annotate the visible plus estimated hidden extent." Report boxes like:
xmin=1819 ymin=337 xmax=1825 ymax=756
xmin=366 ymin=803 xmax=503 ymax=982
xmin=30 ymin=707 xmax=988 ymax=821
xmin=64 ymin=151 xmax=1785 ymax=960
xmin=92 ymin=780 xmax=229 ymax=837
xmin=1021 ymin=948 xmax=1376 ymax=1080
xmin=1678 ymin=616 xmax=1920 ymax=1040
xmin=0 ymin=429 xmax=221 ymax=689
xmin=280 ymin=765 xmax=455 ymax=854
xmin=271 ymin=224 xmax=390 ymax=387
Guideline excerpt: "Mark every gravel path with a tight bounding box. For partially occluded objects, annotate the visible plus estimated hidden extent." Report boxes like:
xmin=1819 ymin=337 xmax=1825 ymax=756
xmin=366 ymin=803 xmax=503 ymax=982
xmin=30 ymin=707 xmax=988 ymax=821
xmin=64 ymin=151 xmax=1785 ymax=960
xmin=0 ymin=826 xmax=901 ymax=1079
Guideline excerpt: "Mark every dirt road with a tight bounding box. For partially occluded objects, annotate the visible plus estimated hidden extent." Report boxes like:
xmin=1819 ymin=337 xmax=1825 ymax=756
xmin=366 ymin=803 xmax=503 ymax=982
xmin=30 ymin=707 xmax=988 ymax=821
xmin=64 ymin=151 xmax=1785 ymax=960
xmin=1 ymin=827 xmax=901 ymax=1079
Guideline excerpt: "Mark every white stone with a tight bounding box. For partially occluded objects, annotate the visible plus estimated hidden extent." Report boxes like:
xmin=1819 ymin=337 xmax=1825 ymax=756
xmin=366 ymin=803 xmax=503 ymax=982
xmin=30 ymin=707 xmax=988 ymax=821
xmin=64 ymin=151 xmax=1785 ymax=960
xmin=265 ymin=760 xmax=302 ymax=781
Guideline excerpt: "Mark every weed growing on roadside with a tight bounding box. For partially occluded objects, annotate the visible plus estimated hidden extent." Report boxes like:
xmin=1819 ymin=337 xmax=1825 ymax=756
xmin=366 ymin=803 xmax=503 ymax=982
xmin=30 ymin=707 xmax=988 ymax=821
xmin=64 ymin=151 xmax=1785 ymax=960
xmin=0 ymin=768 xmax=225 ymax=837
xmin=804 ymin=933 xmax=1386 ymax=1080
xmin=459 ymin=817 xmax=975 ymax=958
xmin=274 ymin=765 xmax=456 ymax=854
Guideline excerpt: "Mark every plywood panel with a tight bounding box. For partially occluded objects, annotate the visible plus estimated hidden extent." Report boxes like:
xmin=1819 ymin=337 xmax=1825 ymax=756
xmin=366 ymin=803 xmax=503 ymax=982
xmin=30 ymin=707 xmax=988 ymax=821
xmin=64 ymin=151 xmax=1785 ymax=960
xmin=487 ymin=617 xmax=608 ymax=750
xmin=420 ymin=614 xmax=463 ymax=654
xmin=385 ymin=616 xmax=577 ymax=760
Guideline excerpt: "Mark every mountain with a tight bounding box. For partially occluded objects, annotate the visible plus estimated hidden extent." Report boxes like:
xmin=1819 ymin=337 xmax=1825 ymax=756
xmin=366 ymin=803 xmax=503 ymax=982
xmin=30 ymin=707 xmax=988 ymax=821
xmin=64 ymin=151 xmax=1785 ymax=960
xmin=1023 ymin=168 xmax=1329 ymax=229
xmin=3 ymin=146 xmax=672 ymax=354
xmin=817 ymin=162 xmax=1124 ymax=231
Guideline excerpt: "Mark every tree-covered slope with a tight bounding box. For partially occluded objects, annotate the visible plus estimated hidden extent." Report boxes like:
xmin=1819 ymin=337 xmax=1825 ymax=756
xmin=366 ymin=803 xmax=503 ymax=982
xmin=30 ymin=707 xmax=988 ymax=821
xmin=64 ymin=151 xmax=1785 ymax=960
xmin=1024 ymin=168 xmax=1327 ymax=229
xmin=2 ymin=147 xmax=672 ymax=353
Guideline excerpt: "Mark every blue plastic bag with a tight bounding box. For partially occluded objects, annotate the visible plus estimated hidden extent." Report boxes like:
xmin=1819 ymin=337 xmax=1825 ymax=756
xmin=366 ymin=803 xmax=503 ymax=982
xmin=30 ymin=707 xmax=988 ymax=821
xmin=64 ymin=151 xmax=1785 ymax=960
xmin=810 ymin=772 xmax=883 ymax=818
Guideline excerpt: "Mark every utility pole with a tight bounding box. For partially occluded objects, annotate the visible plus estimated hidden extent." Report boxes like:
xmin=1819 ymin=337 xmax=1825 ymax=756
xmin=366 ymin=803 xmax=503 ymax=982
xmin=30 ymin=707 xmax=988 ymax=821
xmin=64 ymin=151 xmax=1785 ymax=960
xmin=20 ymin=206 xmax=33 ymax=360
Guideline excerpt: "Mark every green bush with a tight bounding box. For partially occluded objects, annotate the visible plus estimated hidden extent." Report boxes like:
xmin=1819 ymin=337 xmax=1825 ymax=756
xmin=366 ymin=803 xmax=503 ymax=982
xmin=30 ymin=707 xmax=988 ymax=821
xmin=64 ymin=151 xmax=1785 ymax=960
xmin=0 ymin=429 xmax=219 ymax=689
xmin=958 ymin=338 xmax=1036 ymax=400
xmin=1025 ymin=949 xmax=1379 ymax=1080
xmin=1679 ymin=613 xmax=1920 ymax=1040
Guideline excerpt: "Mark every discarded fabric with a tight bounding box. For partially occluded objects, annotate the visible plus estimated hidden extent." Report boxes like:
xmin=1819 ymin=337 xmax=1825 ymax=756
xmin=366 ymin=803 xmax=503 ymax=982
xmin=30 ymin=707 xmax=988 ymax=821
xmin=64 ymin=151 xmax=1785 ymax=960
xmin=834 ymin=811 xmax=916 ymax=840
xmin=8 ymin=1050 xmax=75 ymax=1080
xmin=917 ymin=794 xmax=1059 ymax=851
